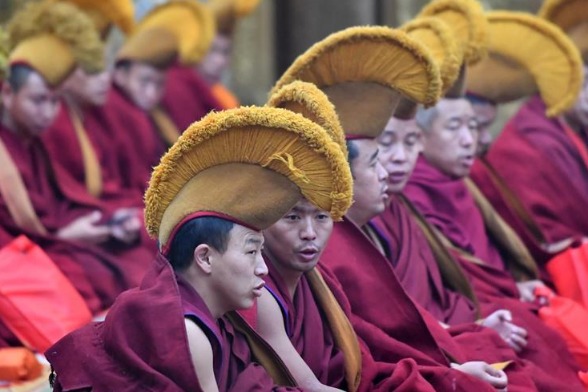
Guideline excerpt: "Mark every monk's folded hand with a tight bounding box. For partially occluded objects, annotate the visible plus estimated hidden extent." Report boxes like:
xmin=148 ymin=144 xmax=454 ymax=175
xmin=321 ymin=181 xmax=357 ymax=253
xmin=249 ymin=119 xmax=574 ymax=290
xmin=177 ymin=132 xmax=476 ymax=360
xmin=516 ymin=280 xmax=546 ymax=303
xmin=482 ymin=310 xmax=528 ymax=352
xmin=109 ymin=208 xmax=142 ymax=244
xmin=451 ymin=361 xmax=508 ymax=391
xmin=56 ymin=211 xmax=111 ymax=245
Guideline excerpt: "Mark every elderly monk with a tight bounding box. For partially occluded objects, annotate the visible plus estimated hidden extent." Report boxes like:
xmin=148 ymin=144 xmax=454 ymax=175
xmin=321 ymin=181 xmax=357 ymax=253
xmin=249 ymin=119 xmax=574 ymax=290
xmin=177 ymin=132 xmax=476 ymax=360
xmin=465 ymin=9 xmax=587 ymax=272
xmin=267 ymin=21 xmax=544 ymax=391
xmin=46 ymin=105 xmax=350 ymax=391
xmin=0 ymin=0 xmax=153 ymax=315
xmin=402 ymin=70 xmax=583 ymax=390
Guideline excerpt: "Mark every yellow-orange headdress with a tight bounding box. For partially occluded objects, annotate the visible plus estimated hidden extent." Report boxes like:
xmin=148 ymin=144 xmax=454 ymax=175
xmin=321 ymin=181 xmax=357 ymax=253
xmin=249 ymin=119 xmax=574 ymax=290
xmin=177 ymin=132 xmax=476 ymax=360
xmin=53 ymin=0 xmax=135 ymax=36
xmin=144 ymin=106 xmax=353 ymax=251
xmin=539 ymin=0 xmax=588 ymax=62
xmin=7 ymin=0 xmax=104 ymax=87
xmin=467 ymin=11 xmax=583 ymax=117
xmin=208 ymin=0 xmax=262 ymax=36
xmin=118 ymin=0 xmax=215 ymax=68
xmin=272 ymin=26 xmax=442 ymax=139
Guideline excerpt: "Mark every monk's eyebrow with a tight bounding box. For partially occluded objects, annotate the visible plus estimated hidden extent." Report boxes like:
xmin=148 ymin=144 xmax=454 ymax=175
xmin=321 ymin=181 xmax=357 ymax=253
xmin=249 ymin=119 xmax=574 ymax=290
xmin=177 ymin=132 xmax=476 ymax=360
xmin=246 ymin=238 xmax=263 ymax=246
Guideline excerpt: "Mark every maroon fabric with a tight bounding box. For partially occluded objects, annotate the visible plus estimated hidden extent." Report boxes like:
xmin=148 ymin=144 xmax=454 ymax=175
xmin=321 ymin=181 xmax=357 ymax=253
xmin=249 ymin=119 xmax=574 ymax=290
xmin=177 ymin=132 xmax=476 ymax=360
xmin=47 ymin=254 xmax=303 ymax=391
xmin=107 ymin=85 xmax=167 ymax=192
xmin=161 ymin=65 xmax=223 ymax=132
xmin=43 ymin=100 xmax=144 ymax=208
xmin=371 ymin=196 xmax=478 ymax=325
xmin=404 ymin=156 xmax=584 ymax=387
xmin=0 ymin=123 xmax=152 ymax=313
xmin=264 ymin=260 xmax=346 ymax=388
xmin=478 ymin=95 xmax=588 ymax=244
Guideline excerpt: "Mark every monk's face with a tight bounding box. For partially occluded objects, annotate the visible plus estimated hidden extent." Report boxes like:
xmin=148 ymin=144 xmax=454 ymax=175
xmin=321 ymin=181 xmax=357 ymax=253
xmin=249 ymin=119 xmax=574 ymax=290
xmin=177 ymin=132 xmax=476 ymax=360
xmin=114 ymin=62 xmax=166 ymax=111
xmin=209 ymin=224 xmax=267 ymax=311
xmin=348 ymin=139 xmax=389 ymax=225
xmin=422 ymin=99 xmax=479 ymax=178
xmin=1 ymin=71 xmax=60 ymax=137
xmin=263 ymin=199 xmax=333 ymax=275
xmin=62 ymin=67 xmax=111 ymax=106
xmin=471 ymin=101 xmax=497 ymax=156
xmin=378 ymin=116 xmax=422 ymax=194
xmin=197 ymin=34 xmax=232 ymax=85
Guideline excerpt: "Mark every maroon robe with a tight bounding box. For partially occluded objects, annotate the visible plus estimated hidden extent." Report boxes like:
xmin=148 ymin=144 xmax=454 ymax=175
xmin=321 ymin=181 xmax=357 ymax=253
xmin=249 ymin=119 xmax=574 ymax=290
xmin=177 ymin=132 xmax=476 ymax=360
xmin=47 ymin=254 xmax=303 ymax=391
xmin=264 ymin=259 xmax=437 ymax=391
xmin=404 ymin=156 xmax=584 ymax=385
xmin=0 ymin=123 xmax=153 ymax=314
xmin=161 ymin=64 xmax=223 ymax=131
xmin=471 ymin=95 xmax=588 ymax=262
xmin=107 ymin=86 xmax=168 ymax=192
xmin=320 ymin=218 xmax=542 ymax=392
xmin=371 ymin=196 xmax=478 ymax=325
xmin=43 ymin=99 xmax=143 ymax=208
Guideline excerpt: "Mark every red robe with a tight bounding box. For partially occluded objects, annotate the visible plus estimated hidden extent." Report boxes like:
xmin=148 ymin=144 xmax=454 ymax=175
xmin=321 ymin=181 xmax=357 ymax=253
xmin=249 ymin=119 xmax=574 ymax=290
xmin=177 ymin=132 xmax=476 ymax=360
xmin=264 ymin=260 xmax=437 ymax=391
xmin=46 ymin=254 xmax=304 ymax=391
xmin=0 ymin=123 xmax=153 ymax=313
xmin=404 ymin=156 xmax=584 ymax=387
xmin=471 ymin=95 xmax=588 ymax=266
xmin=320 ymin=218 xmax=541 ymax=392
xmin=161 ymin=64 xmax=223 ymax=131
xmin=372 ymin=196 xmax=478 ymax=325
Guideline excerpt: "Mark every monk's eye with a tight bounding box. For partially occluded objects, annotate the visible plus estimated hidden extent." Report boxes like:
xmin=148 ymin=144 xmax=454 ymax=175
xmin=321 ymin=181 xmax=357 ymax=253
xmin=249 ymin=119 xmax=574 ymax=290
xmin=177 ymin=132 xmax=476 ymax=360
xmin=405 ymin=134 xmax=419 ymax=146
xmin=284 ymin=214 xmax=299 ymax=221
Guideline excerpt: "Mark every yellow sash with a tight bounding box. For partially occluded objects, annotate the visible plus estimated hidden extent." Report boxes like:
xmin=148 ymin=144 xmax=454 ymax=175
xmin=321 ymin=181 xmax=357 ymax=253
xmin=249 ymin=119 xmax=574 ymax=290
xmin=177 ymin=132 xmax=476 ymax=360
xmin=150 ymin=107 xmax=180 ymax=146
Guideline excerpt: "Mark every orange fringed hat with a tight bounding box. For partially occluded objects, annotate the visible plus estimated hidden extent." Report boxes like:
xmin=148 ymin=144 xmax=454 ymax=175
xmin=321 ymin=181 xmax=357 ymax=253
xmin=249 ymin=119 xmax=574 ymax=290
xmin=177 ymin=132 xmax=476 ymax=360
xmin=144 ymin=106 xmax=353 ymax=251
xmin=272 ymin=26 xmax=441 ymax=139
xmin=53 ymin=0 xmax=135 ymax=36
xmin=209 ymin=0 xmax=262 ymax=36
xmin=467 ymin=11 xmax=583 ymax=117
xmin=539 ymin=0 xmax=588 ymax=62
xmin=7 ymin=1 xmax=104 ymax=87
xmin=118 ymin=0 xmax=215 ymax=67
xmin=267 ymin=80 xmax=348 ymax=156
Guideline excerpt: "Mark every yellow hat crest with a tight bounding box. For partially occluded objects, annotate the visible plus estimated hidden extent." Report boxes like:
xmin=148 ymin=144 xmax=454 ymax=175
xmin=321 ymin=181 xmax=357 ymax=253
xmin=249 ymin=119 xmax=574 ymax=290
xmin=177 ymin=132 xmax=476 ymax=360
xmin=54 ymin=0 xmax=135 ymax=36
xmin=539 ymin=0 xmax=588 ymax=62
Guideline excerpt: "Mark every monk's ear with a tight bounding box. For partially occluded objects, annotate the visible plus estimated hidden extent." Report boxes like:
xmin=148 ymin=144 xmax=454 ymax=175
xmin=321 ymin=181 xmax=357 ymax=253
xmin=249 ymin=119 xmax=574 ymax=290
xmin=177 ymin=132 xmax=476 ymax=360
xmin=2 ymin=82 xmax=14 ymax=109
xmin=193 ymin=244 xmax=213 ymax=274
xmin=112 ymin=66 xmax=128 ymax=89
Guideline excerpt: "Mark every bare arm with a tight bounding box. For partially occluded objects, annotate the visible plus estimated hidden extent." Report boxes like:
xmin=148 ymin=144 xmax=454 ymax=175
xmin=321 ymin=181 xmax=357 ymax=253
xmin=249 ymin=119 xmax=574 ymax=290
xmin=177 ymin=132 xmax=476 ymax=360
xmin=184 ymin=319 xmax=220 ymax=392
xmin=256 ymin=289 xmax=344 ymax=392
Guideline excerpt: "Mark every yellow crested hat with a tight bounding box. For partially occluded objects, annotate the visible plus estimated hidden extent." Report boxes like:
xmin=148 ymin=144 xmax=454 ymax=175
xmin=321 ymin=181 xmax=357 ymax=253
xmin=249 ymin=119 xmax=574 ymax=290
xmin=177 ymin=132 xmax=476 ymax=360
xmin=118 ymin=0 xmax=215 ymax=67
xmin=267 ymin=81 xmax=348 ymax=156
xmin=7 ymin=1 xmax=104 ymax=87
xmin=209 ymin=0 xmax=262 ymax=36
xmin=467 ymin=11 xmax=583 ymax=117
xmin=144 ymin=106 xmax=353 ymax=250
xmin=53 ymin=0 xmax=135 ymax=36
xmin=0 ymin=29 xmax=8 ymax=81
xmin=272 ymin=26 xmax=442 ymax=139
xmin=539 ymin=0 xmax=588 ymax=62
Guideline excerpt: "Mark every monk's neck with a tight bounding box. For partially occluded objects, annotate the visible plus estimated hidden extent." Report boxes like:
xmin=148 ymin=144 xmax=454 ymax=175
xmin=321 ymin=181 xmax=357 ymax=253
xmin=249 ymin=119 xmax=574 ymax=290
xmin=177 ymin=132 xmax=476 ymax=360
xmin=1 ymin=111 xmax=35 ymax=142
xmin=264 ymin=253 xmax=303 ymax=300
xmin=346 ymin=208 xmax=371 ymax=228
xmin=179 ymin=270 xmax=225 ymax=319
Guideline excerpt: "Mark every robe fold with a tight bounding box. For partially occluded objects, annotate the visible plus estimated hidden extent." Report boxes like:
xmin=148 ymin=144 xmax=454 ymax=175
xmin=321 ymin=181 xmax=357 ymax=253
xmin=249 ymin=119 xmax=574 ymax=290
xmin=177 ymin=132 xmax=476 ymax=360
xmin=404 ymin=156 xmax=584 ymax=387
xmin=264 ymin=260 xmax=437 ymax=391
xmin=320 ymin=217 xmax=541 ymax=391
xmin=471 ymin=95 xmax=588 ymax=261
xmin=46 ymin=254 xmax=304 ymax=392
xmin=0 ymin=123 xmax=153 ymax=314
xmin=161 ymin=65 xmax=223 ymax=132
xmin=43 ymin=100 xmax=144 ymax=208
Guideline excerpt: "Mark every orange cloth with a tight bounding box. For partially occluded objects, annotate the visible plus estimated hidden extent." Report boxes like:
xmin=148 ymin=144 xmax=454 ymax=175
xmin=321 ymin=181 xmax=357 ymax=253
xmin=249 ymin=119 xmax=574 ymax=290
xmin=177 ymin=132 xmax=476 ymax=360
xmin=211 ymin=83 xmax=239 ymax=109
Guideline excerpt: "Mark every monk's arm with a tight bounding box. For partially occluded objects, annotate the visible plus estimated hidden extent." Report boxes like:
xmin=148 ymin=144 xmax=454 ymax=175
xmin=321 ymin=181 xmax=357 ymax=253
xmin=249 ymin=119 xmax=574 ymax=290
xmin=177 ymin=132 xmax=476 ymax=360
xmin=256 ymin=289 xmax=344 ymax=392
xmin=184 ymin=319 xmax=220 ymax=392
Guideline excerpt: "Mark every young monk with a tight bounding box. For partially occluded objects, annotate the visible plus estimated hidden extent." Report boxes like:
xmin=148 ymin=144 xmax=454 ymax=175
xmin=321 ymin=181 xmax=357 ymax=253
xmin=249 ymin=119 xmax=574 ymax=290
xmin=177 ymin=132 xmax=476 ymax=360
xmin=47 ymin=105 xmax=350 ymax=391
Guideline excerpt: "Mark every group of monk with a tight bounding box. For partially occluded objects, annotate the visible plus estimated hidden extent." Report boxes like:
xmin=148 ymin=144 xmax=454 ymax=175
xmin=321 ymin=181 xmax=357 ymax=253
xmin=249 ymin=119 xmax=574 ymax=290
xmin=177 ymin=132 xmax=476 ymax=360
xmin=0 ymin=0 xmax=587 ymax=390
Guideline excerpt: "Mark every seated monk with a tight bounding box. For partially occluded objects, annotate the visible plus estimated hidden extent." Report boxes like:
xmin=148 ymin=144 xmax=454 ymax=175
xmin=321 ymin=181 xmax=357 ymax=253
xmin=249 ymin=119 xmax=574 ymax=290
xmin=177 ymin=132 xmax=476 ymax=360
xmin=268 ymin=22 xmax=541 ymax=391
xmin=46 ymin=105 xmax=350 ymax=390
xmin=0 ymin=0 xmax=153 ymax=315
xmin=111 ymin=0 xmax=216 ymax=191
xmin=464 ymin=9 xmax=587 ymax=271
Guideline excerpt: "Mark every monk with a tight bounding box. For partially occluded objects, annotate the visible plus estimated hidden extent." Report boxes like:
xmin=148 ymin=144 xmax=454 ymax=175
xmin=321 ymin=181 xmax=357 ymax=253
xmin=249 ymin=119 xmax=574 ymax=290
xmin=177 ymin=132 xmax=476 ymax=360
xmin=47 ymin=105 xmax=351 ymax=391
xmin=402 ymin=97 xmax=583 ymax=386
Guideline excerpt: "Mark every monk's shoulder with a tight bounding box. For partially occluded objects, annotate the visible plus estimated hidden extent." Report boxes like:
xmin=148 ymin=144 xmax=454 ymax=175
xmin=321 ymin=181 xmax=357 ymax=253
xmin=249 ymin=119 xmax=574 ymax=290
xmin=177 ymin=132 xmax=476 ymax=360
xmin=184 ymin=318 xmax=219 ymax=392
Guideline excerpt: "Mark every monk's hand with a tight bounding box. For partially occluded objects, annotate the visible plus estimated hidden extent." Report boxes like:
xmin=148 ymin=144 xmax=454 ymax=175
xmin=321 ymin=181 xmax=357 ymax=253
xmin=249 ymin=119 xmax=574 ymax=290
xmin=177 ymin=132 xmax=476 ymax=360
xmin=516 ymin=280 xmax=546 ymax=303
xmin=451 ymin=362 xmax=508 ymax=391
xmin=482 ymin=310 xmax=528 ymax=352
xmin=56 ymin=211 xmax=111 ymax=244
xmin=109 ymin=208 xmax=141 ymax=245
